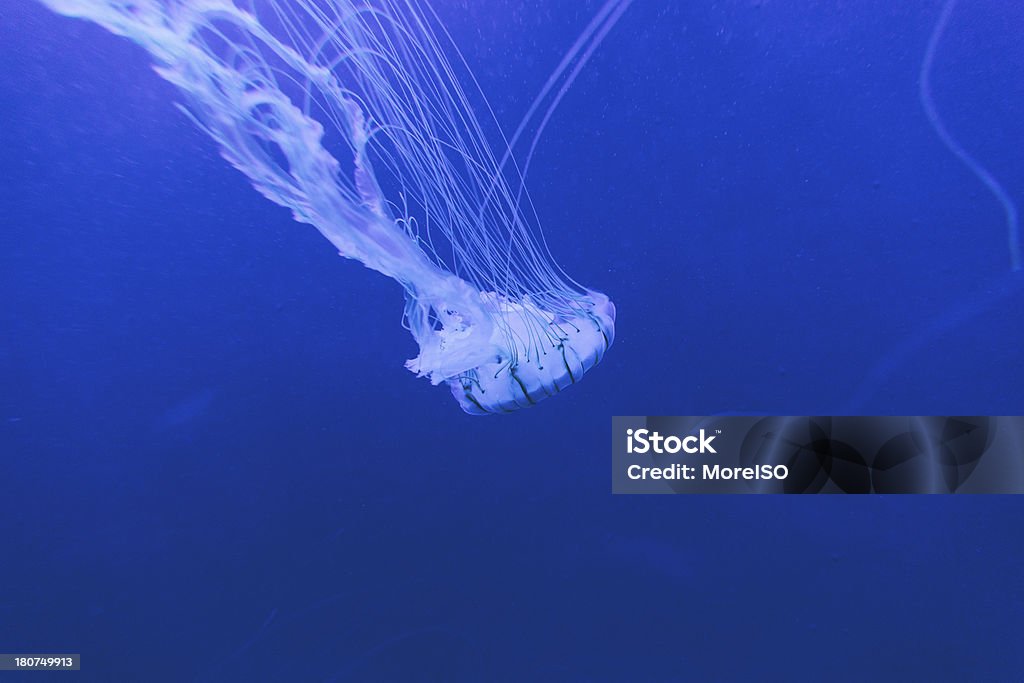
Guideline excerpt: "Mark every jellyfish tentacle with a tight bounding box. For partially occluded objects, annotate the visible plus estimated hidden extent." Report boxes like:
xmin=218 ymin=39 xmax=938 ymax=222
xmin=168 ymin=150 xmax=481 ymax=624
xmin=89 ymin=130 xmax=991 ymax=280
xmin=920 ymin=0 xmax=1021 ymax=271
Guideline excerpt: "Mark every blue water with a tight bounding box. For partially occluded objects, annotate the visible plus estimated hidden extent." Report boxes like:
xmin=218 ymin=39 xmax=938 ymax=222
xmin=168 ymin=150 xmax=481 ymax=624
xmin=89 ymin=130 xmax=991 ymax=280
xmin=2 ymin=1 xmax=1023 ymax=680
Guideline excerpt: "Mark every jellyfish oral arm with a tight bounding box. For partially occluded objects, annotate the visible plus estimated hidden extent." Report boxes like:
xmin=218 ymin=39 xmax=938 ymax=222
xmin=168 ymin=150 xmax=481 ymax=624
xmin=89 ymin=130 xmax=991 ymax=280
xmin=302 ymin=194 xmax=501 ymax=386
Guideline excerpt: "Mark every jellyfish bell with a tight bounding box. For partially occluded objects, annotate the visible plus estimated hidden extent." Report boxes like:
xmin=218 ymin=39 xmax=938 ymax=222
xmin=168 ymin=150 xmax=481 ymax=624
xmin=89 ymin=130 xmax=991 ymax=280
xmin=36 ymin=0 xmax=620 ymax=413
xmin=391 ymin=240 xmax=616 ymax=414
xmin=429 ymin=289 xmax=616 ymax=415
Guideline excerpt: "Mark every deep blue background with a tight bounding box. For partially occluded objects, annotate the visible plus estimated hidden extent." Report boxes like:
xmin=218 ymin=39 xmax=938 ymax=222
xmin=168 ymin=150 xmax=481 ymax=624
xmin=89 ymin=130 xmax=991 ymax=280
xmin=2 ymin=1 xmax=1023 ymax=680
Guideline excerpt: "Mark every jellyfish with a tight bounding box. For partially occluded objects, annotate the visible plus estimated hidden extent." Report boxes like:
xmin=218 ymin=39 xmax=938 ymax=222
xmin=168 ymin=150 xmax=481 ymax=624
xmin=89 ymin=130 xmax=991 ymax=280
xmin=38 ymin=0 xmax=621 ymax=413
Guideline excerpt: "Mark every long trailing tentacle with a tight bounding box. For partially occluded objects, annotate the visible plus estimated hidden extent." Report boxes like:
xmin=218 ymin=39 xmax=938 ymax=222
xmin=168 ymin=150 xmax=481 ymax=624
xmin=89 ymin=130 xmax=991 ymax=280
xmin=920 ymin=0 xmax=1021 ymax=271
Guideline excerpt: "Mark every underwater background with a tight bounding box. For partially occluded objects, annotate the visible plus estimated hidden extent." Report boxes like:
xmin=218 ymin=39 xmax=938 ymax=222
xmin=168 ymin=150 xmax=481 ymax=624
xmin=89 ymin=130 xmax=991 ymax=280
xmin=2 ymin=0 xmax=1023 ymax=680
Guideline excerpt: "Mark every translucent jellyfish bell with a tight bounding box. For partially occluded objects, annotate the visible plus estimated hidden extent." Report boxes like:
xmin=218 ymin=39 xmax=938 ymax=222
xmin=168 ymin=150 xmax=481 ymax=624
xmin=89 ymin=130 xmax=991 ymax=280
xmin=39 ymin=0 xmax=618 ymax=413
